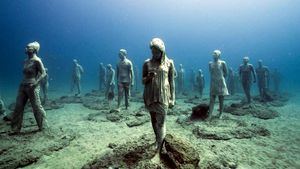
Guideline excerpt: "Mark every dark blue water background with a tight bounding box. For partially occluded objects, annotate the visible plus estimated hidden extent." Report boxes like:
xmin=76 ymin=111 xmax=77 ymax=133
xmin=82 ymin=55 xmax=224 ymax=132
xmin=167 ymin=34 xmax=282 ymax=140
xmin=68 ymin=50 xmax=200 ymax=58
xmin=0 ymin=0 xmax=299 ymax=100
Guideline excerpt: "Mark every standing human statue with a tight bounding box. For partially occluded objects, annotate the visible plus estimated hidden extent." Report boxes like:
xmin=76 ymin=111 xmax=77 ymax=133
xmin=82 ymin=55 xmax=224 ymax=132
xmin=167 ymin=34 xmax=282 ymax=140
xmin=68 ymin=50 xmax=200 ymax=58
xmin=256 ymin=60 xmax=270 ymax=101
xmin=105 ymin=64 xmax=115 ymax=108
xmin=71 ymin=59 xmax=84 ymax=96
xmin=40 ymin=68 xmax=49 ymax=104
xmin=239 ymin=57 xmax=256 ymax=104
xmin=227 ymin=67 xmax=235 ymax=95
xmin=177 ymin=64 xmax=185 ymax=95
xmin=143 ymin=38 xmax=175 ymax=162
xmin=189 ymin=69 xmax=196 ymax=92
xmin=272 ymin=68 xmax=281 ymax=94
xmin=0 ymin=98 xmax=6 ymax=116
xmin=196 ymin=69 xmax=205 ymax=98
xmin=99 ymin=62 xmax=106 ymax=91
xmin=116 ymin=49 xmax=134 ymax=110
xmin=208 ymin=50 xmax=229 ymax=119
xmin=11 ymin=41 xmax=48 ymax=133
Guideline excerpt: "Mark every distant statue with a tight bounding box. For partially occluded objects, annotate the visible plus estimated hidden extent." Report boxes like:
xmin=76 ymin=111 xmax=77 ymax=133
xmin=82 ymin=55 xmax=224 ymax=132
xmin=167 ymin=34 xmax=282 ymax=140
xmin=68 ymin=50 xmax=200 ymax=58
xmin=99 ymin=62 xmax=106 ymax=91
xmin=105 ymin=64 xmax=115 ymax=108
xmin=234 ymin=70 xmax=242 ymax=93
xmin=196 ymin=69 xmax=205 ymax=98
xmin=227 ymin=67 xmax=235 ymax=95
xmin=177 ymin=64 xmax=185 ymax=95
xmin=239 ymin=56 xmax=256 ymax=104
xmin=189 ymin=69 xmax=196 ymax=92
xmin=0 ymin=98 xmax=6 ymax=116
xmin=271 ymin=68 xmax=281 ymax=94
xmin=143 ymin=38 xmax=175 ymax=162
xmin=116 ymin=49 xmax=134 ymax=110
xmin=40 ymin=68 xmax=49 ymax=104
xmin=255 ymin=60 xmax=270 ymax=101
xmin=11 ymin=41 xmax=48 ymax=134
xmin=208 ymin=50 xmax=229 ymax=119
xmin=71 ymin=59 xmax=84 ymax=96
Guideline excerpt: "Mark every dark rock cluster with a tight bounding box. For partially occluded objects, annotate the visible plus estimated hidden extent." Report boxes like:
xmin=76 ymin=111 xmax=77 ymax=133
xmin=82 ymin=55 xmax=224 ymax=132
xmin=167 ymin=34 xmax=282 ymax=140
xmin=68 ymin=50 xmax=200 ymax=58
xmin=224 ymin=103 xmax=279 ymax=120
xmin=82 ymin=134 xmax=200 ymax=169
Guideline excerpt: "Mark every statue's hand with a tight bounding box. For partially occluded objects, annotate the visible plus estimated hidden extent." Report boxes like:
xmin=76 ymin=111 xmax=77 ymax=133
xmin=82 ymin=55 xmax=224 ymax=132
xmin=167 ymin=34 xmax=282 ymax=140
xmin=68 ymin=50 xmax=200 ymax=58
xmin=30 ymin=82 xmax=38 ymax=89
xmin=169 ymin=100 xmax=175 ymax=108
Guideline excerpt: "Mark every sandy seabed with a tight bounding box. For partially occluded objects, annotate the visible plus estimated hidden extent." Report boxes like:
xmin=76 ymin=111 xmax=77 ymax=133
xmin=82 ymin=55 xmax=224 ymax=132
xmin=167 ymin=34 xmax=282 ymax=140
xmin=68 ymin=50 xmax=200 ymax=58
xmin=0 ymin=90 xmax=299 ymax=169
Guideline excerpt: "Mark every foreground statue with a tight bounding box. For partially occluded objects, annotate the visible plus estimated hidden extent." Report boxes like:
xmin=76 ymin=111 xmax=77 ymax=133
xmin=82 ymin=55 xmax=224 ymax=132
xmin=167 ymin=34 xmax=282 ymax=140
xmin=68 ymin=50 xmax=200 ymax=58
xmin=142 ymin=38 xmax=175 ymax=162
xmin=208 ymin=50 xmax=229 ymax=119
xmin=11 ymin=41 xmax=48 ymax=133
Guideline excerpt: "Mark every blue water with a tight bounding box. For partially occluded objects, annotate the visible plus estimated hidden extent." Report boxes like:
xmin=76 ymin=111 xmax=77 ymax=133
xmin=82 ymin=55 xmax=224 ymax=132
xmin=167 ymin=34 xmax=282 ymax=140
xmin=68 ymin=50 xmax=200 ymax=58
xmin=0 ymin=0 xmax=299 ymax=99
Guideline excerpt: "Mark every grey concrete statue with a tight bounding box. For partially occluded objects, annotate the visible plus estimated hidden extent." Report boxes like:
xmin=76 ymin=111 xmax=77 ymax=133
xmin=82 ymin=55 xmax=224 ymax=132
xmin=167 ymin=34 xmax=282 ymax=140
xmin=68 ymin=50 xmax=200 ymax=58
xmin=177 ymin=64 xmax=185 ymax=95
xmin=189 ymin=69 xmax=196 ymax=92
xmin=105 ymin=64 xmax=115 ymax=107
xmin=143 ymin=38 xmax=175 ymax=162
xmin=227 ymin=67 xmax=235 ymax=95
xmin=239 ymin=56 xmax=256 ymax=104
xmin=208 ymin=50 xmax=229 ymax=119
xmin=116 ymin=49 xmax=134 ymax=110
xmin=99 ymin=62 xmax=106 ymax=91
xmin=71 ymin=59 xmax=84 ymax=96
xmin=196 ymin=69 xmax=205 ymax=98
xmin=11 ymin=41 xmax=48 ymax=133
xmin=40 ymin=68 xmax=49 ymax=104
xmin=0 ymin=98 xmax=6 ymax=116
xmin=256 ymin=60 xmax=270 ymax=101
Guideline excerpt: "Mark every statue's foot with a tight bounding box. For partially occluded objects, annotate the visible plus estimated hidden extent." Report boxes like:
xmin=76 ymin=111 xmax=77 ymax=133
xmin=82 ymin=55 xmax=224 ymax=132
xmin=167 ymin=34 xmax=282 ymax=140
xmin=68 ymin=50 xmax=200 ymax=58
xmin=151 ymin=153 xmax=161 ymax=164
xmin=217 ymin=113 xmax=223 ymax=119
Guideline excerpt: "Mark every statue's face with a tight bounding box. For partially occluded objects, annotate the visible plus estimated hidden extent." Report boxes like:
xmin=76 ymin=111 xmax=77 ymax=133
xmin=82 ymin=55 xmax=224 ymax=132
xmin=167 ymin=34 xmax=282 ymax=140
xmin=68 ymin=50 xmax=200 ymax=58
xmin=213 ymin=52 xmax=219 ymax=61
xmin=243 ymin=58 xmax=249 ymax=64
xmin=119 ymin=53 xmax=125 ymax=60
xmin=258 ymin=61 xmax=262 ymax=67
xmin=151 ymin=47 xmax=162 ymax=61
xmin=25 ymin=47 xmax=34 ymax=56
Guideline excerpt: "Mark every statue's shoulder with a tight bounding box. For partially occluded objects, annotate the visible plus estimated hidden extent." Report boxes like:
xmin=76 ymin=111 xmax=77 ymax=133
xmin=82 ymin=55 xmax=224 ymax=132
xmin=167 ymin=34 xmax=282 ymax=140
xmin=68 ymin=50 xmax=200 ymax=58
xmin=144 ymin=58 xmax=151 ymax=63
xmin=220 ymin=60 xmax=226 ymax=64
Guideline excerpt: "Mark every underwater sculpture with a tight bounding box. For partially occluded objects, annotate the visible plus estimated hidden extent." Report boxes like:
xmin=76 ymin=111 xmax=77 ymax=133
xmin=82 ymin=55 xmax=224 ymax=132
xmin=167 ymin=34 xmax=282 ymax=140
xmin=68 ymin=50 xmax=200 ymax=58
xmin=105 ymin=64 xmax=115 ymax=106
xmin=196 ymin=69 xmax=205 ymax=98
xmin=142 ymin=38 xmax=175 ymax=162
xmin=11 ymin=41 xmax=48 ymax=133
xmin=189 ymin=69 xmax=196 ymax=91
xmin=71 ymin=59 xmax=84 ymax=96
xmin=40 ymin=68 xmax=49 ymax=104
xmin=256 ymin=60 xmax=270 ymax=101
xmin=0 ymin=98 xmax=6 ymax=116
xmin=239 ymin=56 xmax=256 ymax=104
xmin=177 ymin=64 xmax=185 ymax=95
xmin=227 ymin=67 xmax=235 ymax=95
xmin=99 ymin=62 xmax=106 ymax=91
xmin=208 ymin=50 xmax=229 ymax=119
xmin=116 ymin=49 xmax=134 ymax=110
